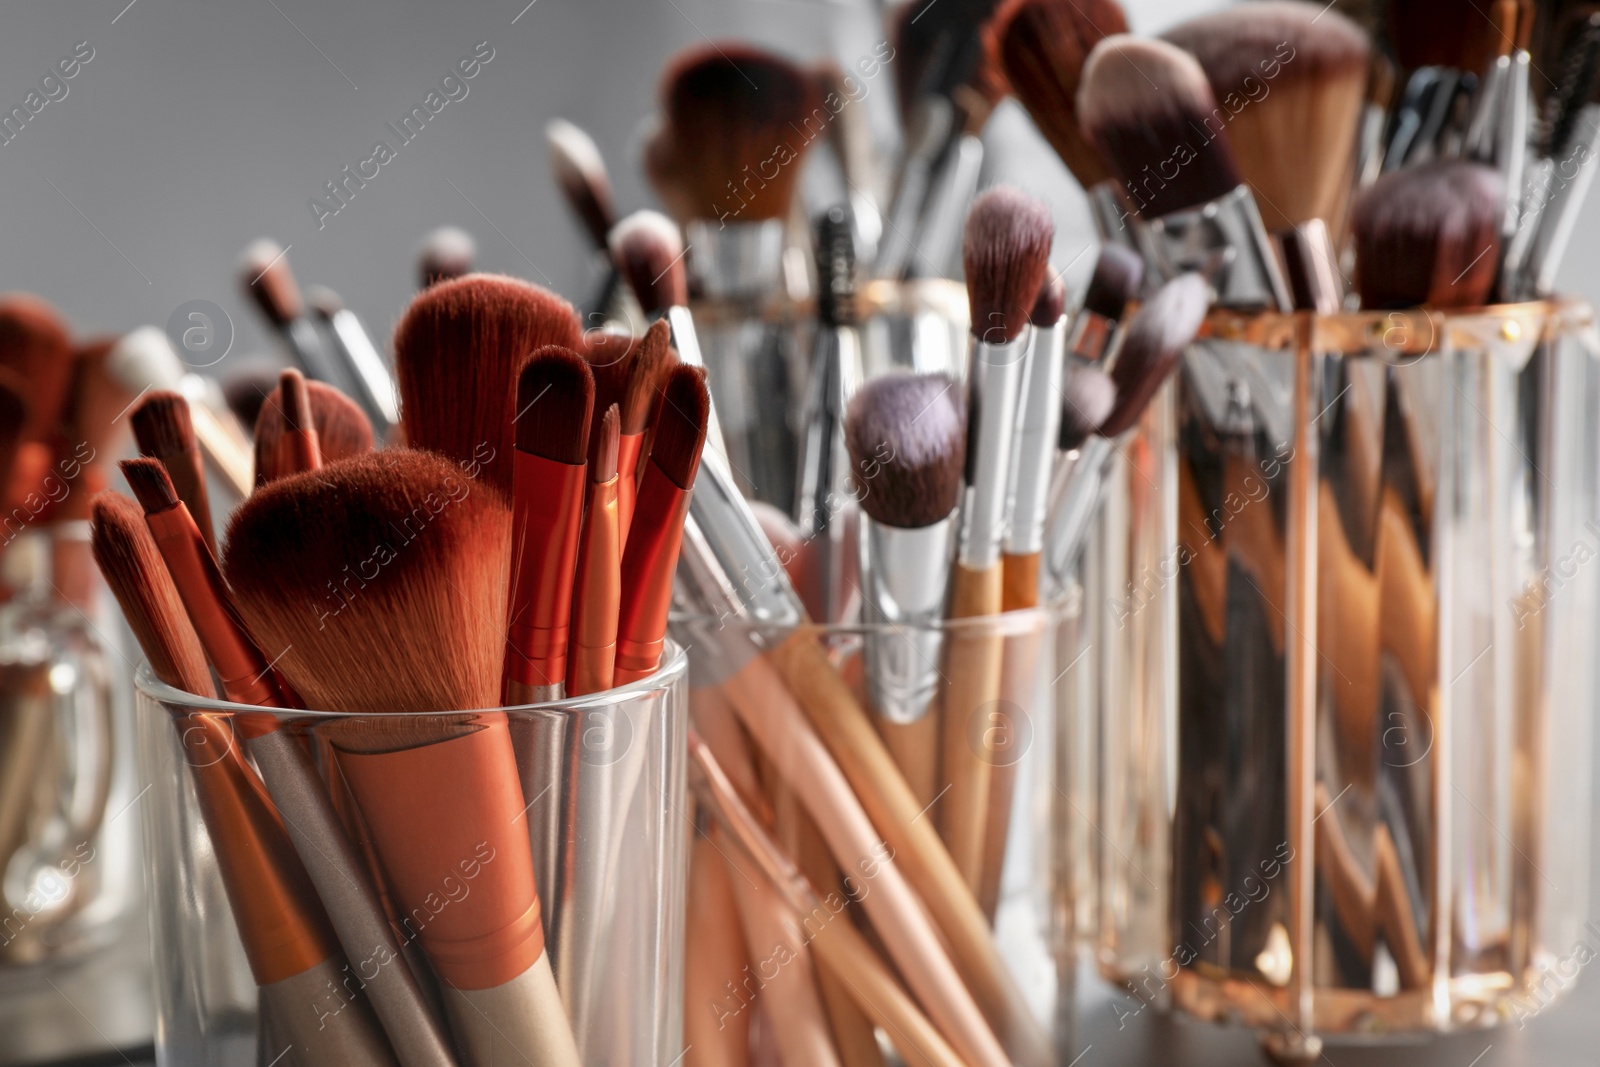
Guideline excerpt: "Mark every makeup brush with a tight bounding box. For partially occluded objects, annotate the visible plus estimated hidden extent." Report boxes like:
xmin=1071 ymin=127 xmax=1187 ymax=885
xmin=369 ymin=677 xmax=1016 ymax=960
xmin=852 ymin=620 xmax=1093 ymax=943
xmin=1002 ymin=273 xmax=1067 ymax=612
xmin=568 ymin=405 xmax=621 ymax=697
xmin=619 ymin=320 xmax=675 ymax=540
xmin=615 ymin=364 xmax=709 ymax=683
xmin=223 ymin=449 xmax=579 ymax=1067
xmin=942 ymin=186 xmax=1052 ymax=891
xmin=1056 ymin=364 xmax=1116 ymax=452
xmin=277 ymin=369 xmax=322 ymax=475
xmin=846 ymin=372 xmax=963 ymax=805
xmin=0 ymin=375 xmax=26 ymax=513
xmin=547 ymin=118 xmax=623 ymax=319
xmin=1078 ymin=35 xmax=1292 ymax=309
xmin=90 ymin=492 xmax=400 ymax=1065
xmin=253 ymin=375 xmax=374 ymax=485
xmin=394 ymin=273 xmax=581 ymax=494
xmin=1066 ymin=243 xmax=1142 ymax=371
xmin=1163 ymin=2 xmax=1371 ymax=234
xmin=505 ymin=346 xmax=594 ymax=703
xmin=239 ymin=238 xmax=346 ymax=390
xmin=307 ymin=286 xmax=401 ymax=432
xmin=131 ymin=392 xmax=216 ymax=556
xmin=0 ymin=295 xmax=72 ymax=450
xmin=417 ymin=226 xmax=476 ymax=289
xmin=1350 ymin=159 xmax=1504 ymax=308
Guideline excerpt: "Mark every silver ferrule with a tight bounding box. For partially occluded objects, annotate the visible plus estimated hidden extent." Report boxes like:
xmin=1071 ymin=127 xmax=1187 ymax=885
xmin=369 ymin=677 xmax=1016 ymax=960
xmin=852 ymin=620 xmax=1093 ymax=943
xmin=1005 ymin=318 xmax=1065 ymax=556
xmin=661 ymin=303 xmax=728 ymax=464
xmin=915 ymin=133 xmax=985 ymax=278
xmin=1041 ymin=434 xmax=1114 ymax=602
xmin=1500 ymin=52 xmax=1531 ymax=240
xmin=1087 ymin=180 xmax=1141 ymax=252
xmin=1138 ymin=184 xmax=1291 ymax=311
xmin=1526 ymin=105 xmax=1600 ymax=297
xmin=959 ymin=330 xmax=1031 ymax=569
xmin=795 ymin=323 xmax=864 ymax=623
xmin=326 ymin=307 xmax=400 ymax=430
xmin=685 ymin=219 xmax=786 ymax=300
xmin=859 ymin=515 xmax=954 ymax=723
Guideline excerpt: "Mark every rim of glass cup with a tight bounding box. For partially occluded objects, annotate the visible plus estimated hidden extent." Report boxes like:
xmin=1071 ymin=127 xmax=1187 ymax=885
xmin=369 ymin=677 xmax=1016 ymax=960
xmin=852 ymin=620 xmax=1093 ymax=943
xmin=132 ymin=638 xmax=687 ymax=718
xmin=668 ymin=597 xmax=1077 ymax=644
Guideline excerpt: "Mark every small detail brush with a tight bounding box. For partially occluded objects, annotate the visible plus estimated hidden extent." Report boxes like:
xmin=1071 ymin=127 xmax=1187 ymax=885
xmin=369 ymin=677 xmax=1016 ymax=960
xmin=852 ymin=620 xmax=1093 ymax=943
xmin=307 ymin=285 xmax=401 ymax=432
xmin=547 ymin=118 xmax=623 ymax=319
xmin=239 ymin=239 xmax=346 ymax=391
xmin=568 ymin=405 xmax=622 ymax=697
xmin=1002 ymin=274 xmax=1067 ymax=612
xmin=253 ymin=375 xmax=374 ymax=485
xmin=618 ymin=320 xmax=675 ymax=541
xmin=131 ymin=392 xmax=216 ymax=556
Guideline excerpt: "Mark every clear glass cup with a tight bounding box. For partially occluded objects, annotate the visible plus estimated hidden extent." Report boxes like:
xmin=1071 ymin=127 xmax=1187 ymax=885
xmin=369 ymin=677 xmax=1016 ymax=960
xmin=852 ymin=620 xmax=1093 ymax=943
xmin=1086 ymin=300 xmax=1600 ymax=1055
xmin=136 ymin=642 xmax=688 ymax=1067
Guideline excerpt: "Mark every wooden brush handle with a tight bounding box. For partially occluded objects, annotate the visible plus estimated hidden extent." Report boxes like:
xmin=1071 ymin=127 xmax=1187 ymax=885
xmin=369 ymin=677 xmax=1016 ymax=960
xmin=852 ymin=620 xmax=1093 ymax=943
xmin=872 ymin=712 xmax=941 ymax=810
xmin=1375 ymin=823 xmax=1431 ymax=990
xmin=684 ymin=832 xmax=752 ymax=1067
xmin=939 ymin=562 xmax=1006 ymax=893
xmin=1000 ymin=552 xmax=1040 ymax=613
xmin=1312 ymin=781 xmax=1375 ymax=962
xmin=976 ymin=625 xmax=1044 ymax=921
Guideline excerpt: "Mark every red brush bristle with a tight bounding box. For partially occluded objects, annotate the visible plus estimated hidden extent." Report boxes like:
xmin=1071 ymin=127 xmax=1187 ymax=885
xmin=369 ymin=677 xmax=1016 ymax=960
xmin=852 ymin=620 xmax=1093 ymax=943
xmin=279 ymin=370 xmax=312 ymax=433
xmin=515 ymin=346 xmax=594 ymax=465
xmin=254 ymin=379 xmax=374 ymax=484
xmin=121 ymin=456 xmax=181 ymax=514
xmin=131 ymin=392 xmax=195 ymax=460
xmin=609 ymin=211 xmax=689 ymax=316
xmin=239 ymin=239 xmax=303 ymax=325
xmin=648 ymin=364 xmax=710 ymax=491
xmin=622 ymin=320 xmax=675 ymax=434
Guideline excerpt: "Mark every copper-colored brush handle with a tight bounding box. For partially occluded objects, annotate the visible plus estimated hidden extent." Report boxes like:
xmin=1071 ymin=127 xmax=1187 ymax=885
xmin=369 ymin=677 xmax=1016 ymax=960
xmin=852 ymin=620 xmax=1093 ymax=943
xmin=684 ymin=830 xmax=751 ymax=1067
xmin=938 ymin=561 xmax=1005 ymax=894
xmin=159 ymin=443 xmax=216 ymax=555
xmin=567 ymin=474 xmax=620 ymax=697
xmin=615 ymin=462 xmax=690 ymax=682
xmin=999 ymin=552 xmax=1039 ymax=614
xmin=506 ymin=450 xmax=587 ymax=698
xmin=616 ymin=432 xmax=644 ymax=543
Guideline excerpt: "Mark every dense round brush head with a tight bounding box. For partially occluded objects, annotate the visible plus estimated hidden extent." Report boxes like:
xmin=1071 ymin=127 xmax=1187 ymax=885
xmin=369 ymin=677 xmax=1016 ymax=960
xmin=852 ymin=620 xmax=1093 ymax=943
xmin=222 ymin=449 xmax=512 ymax=714
xmin=648 ymin=364 xmax=710 ymax=491
xmin=254 ymin=378 xmax=374 ymax=483
xmin=1030 ymin=274 xmax=1067 ymax=326
xmin=515 ymin=345 xmax=594 ymax=465
xmin=238 ymin=239 xmax=302 ymax=325
xmin=1102 ymin=272 xmax=1210 ymax=437
xmin=1164 ymin=1 xmax=1370 ymax=230
xmin=131 ymin=391 xmax=195 ymax=460
xmin=622 ymin=320 xmax=675 ymax=435
xmin=1350 ymin=160 xmax=1504 ymax=309
xmin=1082 ymin=243 xmax=1144 ymax=321
xmin=963 ymin=186 xmax=1055 ymax=343
xmin=546 ymin=118 xmax=615 ymax=251
xmin=659 ymin=43 xmax=823 ymax=220
xmin=1058 ymin=365 xmax=1116 ymax=449
xmin=417 ymin=226 xmax=477 ymax=289
xmin=1078 ymin=35 xmax=1242 ymax=217
xmin=393 ymin=273 xmax=581 ymax=493
xmin=844 ymin=372 xmax=965 ymax=529
xmin=609 ymin=211 xmax=689 ymax=315
xmin=0 ymin=294 xmax=73 ymax=441
xmin=989 ymin=0 xmax=1129 ymax=187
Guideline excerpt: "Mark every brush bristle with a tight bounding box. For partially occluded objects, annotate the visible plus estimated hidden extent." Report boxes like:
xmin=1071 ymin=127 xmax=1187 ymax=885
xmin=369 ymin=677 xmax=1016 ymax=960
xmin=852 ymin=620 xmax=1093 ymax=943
xmin=1350 ymin=160 xmax=1504 ymax=309
xmin=394 ymin=273 xmax=581 ymax=493
xmin=91 ymin=491 xmax=215 ymax=697
xmin=582 ymin=328 xmax=635 ymax=430
xmin=0 ymin=294 xmax=73 ymax=440
xmin=1078 ymin=35 xmax=1242 ymax=217
xmin=1389 ymin=0 xmax=1500 ymax=72
xmin=1058 ymin=365 xmax=1116 ymax=449
xmin=893 ymin=0 xmax=1008 ymax=126
xmin=1031 ymin=274 xmax=1067 ymax=326
xmin=659 ymin=43 xmax=822 ymax=220
xmin=547 ymin=119 xmax=615 ymax=250
xmin=1101 ymin=273 xmax=1210 ymax=437
xmin=121 ymin=456 xmax=180 ymax=514
xmin=279 ymin=370 xmax=313 ymax=433
xmin=609 ymin=211 xmax=689 ymax=315
xmin=622 ymin=320 xmax=674 ymax=434
xmin=417 ymin=226 xmax=477 ymax=289
xmin=844 ymin=372 xmax=964 ymax=529
xmin=648 ymin=364 xmax=710 ymax=490
xmin=254 ymin=378 xmax=374 ymax=484
xmin=515 ymin=346 xmax=594 ymax=465
xmin=963 ymin=186 xmax=1055 ymax=342
xmin=1081 ymin=244 xmax=1144 ymax=321
xmin=989 ymin=0 xmax=1128 ymax=187
xmin=239 ymin=239 xmax=302 ymax=324
xmin=222 ymin=449 xmax=511 ymax=714
xmin=593 ymin=404 xmax=621 ymax=480
xmin=0 ymin=371 xmax=28 ymax=485
xmin=1164 ymin=2 xmax=1369 ymax=230
xmin=131 ymin=392 xmax=195 ymax=459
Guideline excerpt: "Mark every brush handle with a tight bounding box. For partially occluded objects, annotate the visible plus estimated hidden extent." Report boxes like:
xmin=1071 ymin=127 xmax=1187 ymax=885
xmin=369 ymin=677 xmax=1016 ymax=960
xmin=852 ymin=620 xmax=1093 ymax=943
xmin=258 ymin=956 xmax=400 ymax=1066
xmin=937 ymin=562 xmax=1005 ymax=893
xmin=567 ymin=475 xmax=620 ymax=697
xmin=160 ymin=444 xmax=216 ymax=556
xmin=684 ymin=831 xmax=752 ymax=1066
xmin=999 ymin=552 xmax=1039 ymax=614
xmin=975 ymin=621 xmax=1043 ymax=922
xmin=1374 ymin=823 xmax=1430 ymax=989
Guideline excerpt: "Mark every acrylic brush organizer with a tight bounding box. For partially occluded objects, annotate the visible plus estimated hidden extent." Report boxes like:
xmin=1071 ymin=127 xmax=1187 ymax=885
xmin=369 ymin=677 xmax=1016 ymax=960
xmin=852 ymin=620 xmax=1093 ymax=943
xmin=136 ymin=643 xmax=687 ymax=1067
xmin=1087 ymin=299 xmax=1600 ymax=1059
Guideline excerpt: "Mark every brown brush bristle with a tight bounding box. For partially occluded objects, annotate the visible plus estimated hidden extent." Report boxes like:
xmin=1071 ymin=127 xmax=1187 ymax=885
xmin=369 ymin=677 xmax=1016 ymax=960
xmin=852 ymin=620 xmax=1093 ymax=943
xmin=394 ymin=273 xmax=581 ymax=493
xmin=90 ymin=491 xmax=215 ymax=696
xmin=963 ymin=186 xmax=1055 ymax=342
xmin=1164 ymin=2 xmax=1370 ymax=231
xmin=892 ymin=0 xmax=1007 ymax=127
xmin=515 ymin=346 xmax=594 ymax=465
xmin=279 ymin=370 xmax=313 ymax=433
xmin=1058 ymin=365 xmax=1116 ymax=450
xmin=1078 ymin=35 xmax=1243 ymax=217
xmin=844 ymin=372 xmax=964 ymax=529
xmin=609 ymin=211 xmax=689 ymax=316
xmin=990 ymin=0 xmax=1128 ymax=188
xmin=1081 ymin=243 xmax=1144 ymax=321
xmin=593 ymin=404 xmax=621 ymax=480
xmin=1350 ymin=160 xmax=1504 ymax=309
xmin=1031 ymin=274 xmax=1067 ymax=326
xmin=643 ymin=123 xmax=698 ymax=226
xmin=649 ymin=364 xmax=710 ymax=490
xmin=255 ymin=379 xmax=375 ymax=484
xmin=547 ymin=119 xmax=616 ymax=251
xmin=623 ymin=321 xmax=674 ymax=434
xmin=1102 ymin=273 xmax=1211 ymax=437
xmin=0 ymin=294 xmax=73 ymax=441
xmin=417 ymin=227 xmax=476 ymax=289
xmin=582 ymin=329 xmax=635 ymax=421
xmin=121 ymin=456 xmax=180 ymax=514
xmin=222 ymin=364 xmax=281 ymax=432
xmin=239 ymin=239 xmax=303 ymax=325
xmin=221 ymin=449 xmax=510 ymax=714
xmin=659 ymin=43 xmax=822 ymax=220
xmin=1389 ymin=0 xmax=1500 ymax=72
xmin=131 ymin=392 xmax=195 ymax=459
xmin=0 ymin=370 xmax=27 ymax=492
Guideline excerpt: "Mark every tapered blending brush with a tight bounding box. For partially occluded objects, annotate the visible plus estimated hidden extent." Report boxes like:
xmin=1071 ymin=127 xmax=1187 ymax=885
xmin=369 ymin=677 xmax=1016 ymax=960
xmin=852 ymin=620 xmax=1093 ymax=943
xmin=615 ymin=365 xmax=710 ymax=684
xmin=619 ymin=320 xmax=675 ymax=540
xmin=393 ymin=273 xmax=582 ymax=495
xmin=90 ymin=492 xmax=399 ymax=1066
xmin=568 ymin=406 xmax=622 ymax=697
xmin=1163 ymin=2 xmax=1371 ymax=235
xmin=505 ymin=346 xmax=594 ymax=703
xmin=253 ymin=375 xmax=374 ymax=485
xmin=238 ymin=239 xmax=346 ymax=391
xmin=1350 ymin=160 xmax=1504 ymax=308
xmin=131 ymin=392 xmax=215 ymax=556
xmin=941 ymin=186 xmax=1052 ymax=891
xmin=416 ymin=226 xmax=476 ymax=290
xmin=307 ymin=286 xmax=401 ymax=432
xmin=1002 ymin=274 xmax=1067 ymax=612
xmin=1078 ymin=36 xmax=1292 ymax=309
xmin=1065 ymin=243 xmax=1142 ymax=370
xmin=846 ymin=373 xmax=963 ymax=804
xmin=223 ymin=450 xmax=579 ymax=1067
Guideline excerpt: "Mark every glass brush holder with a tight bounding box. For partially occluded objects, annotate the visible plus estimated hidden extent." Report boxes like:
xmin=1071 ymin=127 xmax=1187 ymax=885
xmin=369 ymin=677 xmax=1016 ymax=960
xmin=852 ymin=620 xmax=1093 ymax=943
xmin=136 ymin=643 xmax=688 ymax=1067
xmin=1086 ymin=300 xmax=1600 ymax=1058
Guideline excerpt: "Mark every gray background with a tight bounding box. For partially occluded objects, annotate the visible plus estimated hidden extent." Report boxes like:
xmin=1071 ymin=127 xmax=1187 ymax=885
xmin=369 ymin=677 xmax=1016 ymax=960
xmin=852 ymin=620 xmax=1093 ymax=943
xmin=0 ymin=0 xmax=1596 ymax=1064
